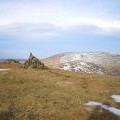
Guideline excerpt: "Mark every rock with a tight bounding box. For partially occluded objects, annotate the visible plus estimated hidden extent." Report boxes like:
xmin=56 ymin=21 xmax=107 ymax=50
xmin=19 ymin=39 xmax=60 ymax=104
xmin=5 ymin=59 xmax=19 ymax=64
xmin=22 ymin=53 xmax=45 ymax=69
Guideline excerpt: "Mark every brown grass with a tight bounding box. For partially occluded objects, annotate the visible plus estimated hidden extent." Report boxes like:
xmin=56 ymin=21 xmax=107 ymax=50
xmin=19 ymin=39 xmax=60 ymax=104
xmin=0 ymin=63 xmax=120 ymax=120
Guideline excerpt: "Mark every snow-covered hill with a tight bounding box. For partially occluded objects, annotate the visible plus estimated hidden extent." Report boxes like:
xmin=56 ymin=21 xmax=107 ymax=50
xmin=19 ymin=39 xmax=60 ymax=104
xmin=60 ymin=52 xmax=120 ymax=65
xmin=59 ymin=60 xmax=107 ymax=75
xmin=42 ymin=52 xmax=120 ymax=75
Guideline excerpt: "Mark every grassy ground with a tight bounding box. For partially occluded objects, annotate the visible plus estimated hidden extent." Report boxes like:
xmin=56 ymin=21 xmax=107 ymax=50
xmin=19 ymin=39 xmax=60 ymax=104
xmin=0 ymin=63 xmax=120 ymax=120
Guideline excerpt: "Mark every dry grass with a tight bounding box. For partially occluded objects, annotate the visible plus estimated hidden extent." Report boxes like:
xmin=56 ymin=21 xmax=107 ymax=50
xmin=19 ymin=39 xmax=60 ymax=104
xmin=0 ymin=63 xmax=120 ymax=120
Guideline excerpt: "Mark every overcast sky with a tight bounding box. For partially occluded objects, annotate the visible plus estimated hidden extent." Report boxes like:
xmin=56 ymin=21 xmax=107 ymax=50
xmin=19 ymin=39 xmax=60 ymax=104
xmin=0 ymin=0 xmax=120 ymax=58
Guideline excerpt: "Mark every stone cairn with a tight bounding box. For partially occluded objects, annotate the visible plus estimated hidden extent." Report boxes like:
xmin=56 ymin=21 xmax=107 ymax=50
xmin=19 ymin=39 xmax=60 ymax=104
xmin=22 ymin=53 xmax=45 ymax=69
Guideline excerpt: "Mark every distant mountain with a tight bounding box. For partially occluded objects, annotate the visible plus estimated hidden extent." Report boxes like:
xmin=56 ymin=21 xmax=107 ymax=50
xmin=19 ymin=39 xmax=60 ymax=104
xmin=42 ymin=52 xmax=120 ymax=76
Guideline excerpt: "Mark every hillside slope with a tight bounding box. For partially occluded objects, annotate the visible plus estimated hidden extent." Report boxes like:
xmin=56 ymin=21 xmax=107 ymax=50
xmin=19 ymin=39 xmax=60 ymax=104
xmin=0 ymin=63 xmax=120 ymax=120
xmin=42 ymin=52 xmax=120 ymax=75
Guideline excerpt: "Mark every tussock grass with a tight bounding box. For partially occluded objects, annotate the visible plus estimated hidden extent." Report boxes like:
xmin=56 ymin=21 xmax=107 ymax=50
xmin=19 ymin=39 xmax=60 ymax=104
xmin=0 ymin=63 xmax=120 ymax=120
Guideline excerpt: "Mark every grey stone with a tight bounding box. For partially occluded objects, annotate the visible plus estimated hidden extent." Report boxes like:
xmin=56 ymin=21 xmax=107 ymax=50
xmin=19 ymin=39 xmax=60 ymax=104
xmin=22 ymin=53 xmax=45 ymax=69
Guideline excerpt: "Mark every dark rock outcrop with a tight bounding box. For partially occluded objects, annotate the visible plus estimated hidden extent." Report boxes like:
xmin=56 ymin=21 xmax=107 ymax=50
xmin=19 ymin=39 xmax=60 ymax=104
xmin=22 ymin=53 xmax=45 ymax=69
xmin=5 ymin=59 xmax=19 ymax=64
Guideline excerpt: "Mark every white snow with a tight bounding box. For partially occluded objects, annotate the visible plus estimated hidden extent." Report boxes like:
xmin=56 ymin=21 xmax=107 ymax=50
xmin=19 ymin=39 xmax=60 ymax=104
xmin=63 ymin=63 xmax=71 ymax=71
xmin=80 ymin=62 xmax=86 ymax=65
xmin=85 ymin=101 xmax=120 ymax=116
xmin=0 ymin=69 xmax=10 ymax=71
xmin=85 ymin=101 xmax=102 ymax=106
xmin=111 ymin=95 xmax=120 ymax=103
xmin=59 ymin=52 xmax=120 ymax=75
xmin=60 ymin=52 xmax=106 ymax=64
xmin=60 ymin=52 xmax=119 ymax=67
xmin=61 ymin=61 xmax=105 ymax=74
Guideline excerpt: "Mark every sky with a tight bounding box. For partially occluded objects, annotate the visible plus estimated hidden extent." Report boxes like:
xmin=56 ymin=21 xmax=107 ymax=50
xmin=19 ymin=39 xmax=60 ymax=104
xmin=0 ymin=0 xmax=120 ymax=58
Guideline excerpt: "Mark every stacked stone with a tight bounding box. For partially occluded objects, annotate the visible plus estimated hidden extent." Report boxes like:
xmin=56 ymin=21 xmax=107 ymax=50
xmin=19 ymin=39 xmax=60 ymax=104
xmin=22 ymin=53 xmax=45 ymax=69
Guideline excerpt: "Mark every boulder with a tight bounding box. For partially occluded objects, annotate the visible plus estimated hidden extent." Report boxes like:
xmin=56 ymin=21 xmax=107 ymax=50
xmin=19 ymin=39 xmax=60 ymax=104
xmin=22 ymin=53 xmax=45 ymax=69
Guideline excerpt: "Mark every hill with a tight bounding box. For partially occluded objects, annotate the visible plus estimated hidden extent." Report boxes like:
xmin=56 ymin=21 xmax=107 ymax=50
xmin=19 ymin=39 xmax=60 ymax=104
xmin=42 ymin=52 xmax=120 ymax=76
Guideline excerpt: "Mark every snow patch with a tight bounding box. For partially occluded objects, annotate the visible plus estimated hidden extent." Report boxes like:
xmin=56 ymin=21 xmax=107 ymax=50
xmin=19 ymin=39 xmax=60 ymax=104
xmin=111 ymin=95 xmax=120 ymax=103
xmin=59 ymin=52 xmax=109 ymax=75
xmin=85 ymin=101 xmax=102 ymax=106
xmin=80 ymin=62 xmax=86 ymax=65
xmin=63 ymin=63 xmax=71 ymax=71
xmin=0 ymin=69 xmax=10 ymax=71
xmin=85 ymin=101 xmax=120 ymax=116
xmin=60 ymin=52 xmax=119 ymax=67
xmin=61 ymin=61 xmax=105 ymax=75
xmin=60 ymin=52 xmax=106 ymax=64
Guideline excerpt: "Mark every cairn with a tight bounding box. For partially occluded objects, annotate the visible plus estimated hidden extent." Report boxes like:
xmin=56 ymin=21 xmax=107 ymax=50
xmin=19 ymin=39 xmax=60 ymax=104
xmin=22 ymin=53 xmax=45 ymax=69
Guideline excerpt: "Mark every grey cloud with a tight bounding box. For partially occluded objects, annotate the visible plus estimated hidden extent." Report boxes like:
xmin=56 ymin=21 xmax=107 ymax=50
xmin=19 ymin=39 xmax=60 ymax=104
xmin=0 ymin=22 xmax=120 ymax=42
xmin=65 ymin=24 xmax=102 ymax=34
xmin=0 ymin=23 xmax=62 ymax=40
